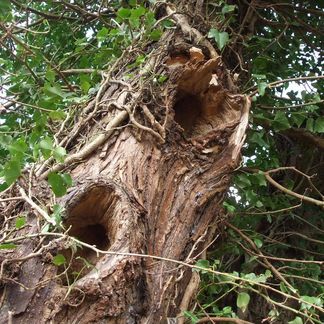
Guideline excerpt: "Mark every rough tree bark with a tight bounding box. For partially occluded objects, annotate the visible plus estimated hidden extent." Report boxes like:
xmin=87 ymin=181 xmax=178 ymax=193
xmin=0 ymin=2 xmax=250 ymax=323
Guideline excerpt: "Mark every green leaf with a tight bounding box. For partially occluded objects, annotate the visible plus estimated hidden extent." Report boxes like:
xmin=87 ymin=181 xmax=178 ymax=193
xmin=194 ymin=259 xmax=210 ymax=273
xmin=117 ymin=8 xmax=131 ymax=19
xmin=97 ymin=27 xmax=109 ymax=41
xmin=288 ymin=317 xmax=303 ymax=324
xmin=149 ymin=30 xmax=162 ymax=41
xmin=249 ymin=131 xmax=268 ymax=147
xmin=300 ymin=295 xmax=323 ymax=310
xmin=52 ymin=254 xmax=66 ymax=266
xmin=273 ymin=111 xmax=290 ymax=130
xmin=15 ymin=216 xmax=26 ymax=229
xmin=291 ymin=113 xmax=306 ymax=128
xmin=45 ymin=69 xmax=56 ymax=83
xmin=236 ymin=292 xmax=250 ymax=312
xmin=3 ymin=159 xmax=21 ymax=185
xmin=51 ymin=204 xmax=64 ymax=225
xmin=39 ymin=137 xmax=53 ymax=151
xmin=61 ymin=173 xmax=72 ymax=186
xmin=208 ymin=28 xmax=229 ymax=50
xmin=254 ymin=238 xmax=263 ymax=248
xmin=183 ymin=311 xmax=199 ymax=324
xmin=314 ymin=116 xmax=324 ymax=133
xmin=53 ymin=147 xmax=66 ymax=162
xmin=222 ymin=4 xmax=236 ymax=14
xmin=49 ymin=110 xmax=66 ymax=121
xmin=306 ymin=118 xmax=314 ymax=132
xmin=44 ymin=83 xmax=65 ymax=98
xmin=48 ymin=172 xmax=67 ymax=197
xmin=223 ymin=201 xmax=236 ymax=213
xmin=9 ymin=139 xmax=28 ymax=155
xmin=253 ymin=173 xmax=267 ymax=186
xmin=280 ymin=282 xmax=288 ymax=293
xmin=0 ymin=243 xmax=17 ymax=249
xmin=257 ymin=81 xmax=268 ymax=96
xmin=0 ymin=0 xmax=12 ymax=21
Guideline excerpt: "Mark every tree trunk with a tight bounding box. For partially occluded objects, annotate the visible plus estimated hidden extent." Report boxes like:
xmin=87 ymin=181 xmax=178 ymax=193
xmin=0 ymin=2 xmax=250 ymax=323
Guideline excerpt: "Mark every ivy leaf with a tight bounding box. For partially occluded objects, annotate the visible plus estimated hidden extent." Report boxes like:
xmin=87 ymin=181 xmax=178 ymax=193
xmin=3 ymin=159 xmax=21 ymax=185
xmin=194 ymin=259 xmax=210 ymax=273
xmin=257 ymin=81 xmax=268 ymax=96
xmin=52 ymin=254 xmax=66 ymax=266
xmin=314 ymin=117 xmax=324 ymax=133
xmin=15 ymin=216 xmax=26 ymax=229
xmin=300 ymin=295 xmax=323 ymax=310
xmin=117 ymin=8 xmax=131 ymax=19
xmin=9 ymin=139 xmax=28 ymax=155
xmin=291 ymin=113 xmax=306 ymax=128
xmin=237 ymin=292 xmax=250 ymax=312
xmin=53 ymin=146 xmax=66 ymax=162
xmin=273 ymin=111 xmax=290 ymax=130
xmin=39 ymin=137 xmax=53 ymax=151
xmin=306 ymin=118 xmax=314 ymax=132
xmin=223 ymin=201 xmax=236 ymax=213
xmin=208 ymin=28 xmax=229 ymax=50
xmin=222 ymin=4 xmax=236 ymax=14
xmin=0 ymin=243 xmax=17 ymax=250
xmin=149 ymin=30 xmax=162 ymax=41
xmin=0 ymin=0 xmax=12 ymax=21
xmin=44 ymin=83 xmax=65 ymax=98
xmin=48 ymin=172 xmax=72 ymax=197
xmin=49 ymin=110 xmax=66 ymax=121
xmin=96 ymin=27 xmax=109 ymax=41
xmin=45 ymin=69 xmax=56 ymax=83
xmin=50 ymin=204 xmax=64 ymax=225
xmin=254 ymin=238 xmax=263 ymax=248
xmin=288 ymin=317 xmax=303 ymax=324
xmin=61 ymin=173 xmax=72 ymax=186
xmin=183 ymin=311 xmax=199 ymax=324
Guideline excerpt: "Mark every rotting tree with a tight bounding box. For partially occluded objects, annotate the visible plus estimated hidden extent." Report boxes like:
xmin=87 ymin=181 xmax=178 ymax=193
xmin=0 ymin=1 xmax=249 ymax=322
xmin=0 ymin=1 xmax=322 ymax=323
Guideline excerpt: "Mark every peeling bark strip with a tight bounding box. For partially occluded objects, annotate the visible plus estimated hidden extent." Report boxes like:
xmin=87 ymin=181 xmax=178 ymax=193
xmin=1 ymin=4 xmax=250 ymax=324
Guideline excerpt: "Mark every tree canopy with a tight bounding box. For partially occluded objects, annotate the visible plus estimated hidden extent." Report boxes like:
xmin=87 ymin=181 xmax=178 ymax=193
xmin=0 ymin=1 xmax=323 ymax=323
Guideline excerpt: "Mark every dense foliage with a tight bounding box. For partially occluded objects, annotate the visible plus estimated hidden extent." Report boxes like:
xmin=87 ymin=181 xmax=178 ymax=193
xmin=0 ymin=1 xmax=323 ymax=323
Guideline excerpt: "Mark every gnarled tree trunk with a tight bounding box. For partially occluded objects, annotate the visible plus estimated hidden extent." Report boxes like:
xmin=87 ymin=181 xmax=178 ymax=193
xmin=1 ymin=2 xmax=250 ymax=323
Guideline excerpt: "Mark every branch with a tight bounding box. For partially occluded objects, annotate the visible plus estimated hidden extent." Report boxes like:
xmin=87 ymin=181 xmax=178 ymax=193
xmin=257 ymin=99 xmax=324 ymax=110
xmin=282 ymin=128 xmax=324 ymax=150
xmin=10 ymin=0 xmax=77 ymax=21
xmin=264 ymin=168 xmax=324 ymax=207
xmin=39 ymin=110 xmax=128 ymax=179
xmin=249 ymin=75 xmax=324 ymax=96
xmin=18 ymin=186 xmax=56 ymax=225
xmin=197 ymin=317 xmax=253 ymax=324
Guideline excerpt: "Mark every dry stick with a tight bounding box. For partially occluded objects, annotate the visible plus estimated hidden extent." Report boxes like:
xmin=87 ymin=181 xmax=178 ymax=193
xmin=197 ymin=317 xmax=253 ymax=324
xmin=0 ymin=95 xmax=55 ymax=113
xmin=277 ymin=231 xmax=324 ymax=245
xmin=238 ymin=202 xmax=302 ymax=215
xmin=39 ymin=110 xmax=128 ymax=179
xmin=249 ymin=75 xmax=324 ymax=96
xmin=264 ymin=171 xmax=324 ymax=207
xmin=0 ymin=197 xmax=24 ymax=202
xmin=257 ymin=99 xmax=324 ymax=110
xmin=18 ymin=186 xmax=56 ymax=225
